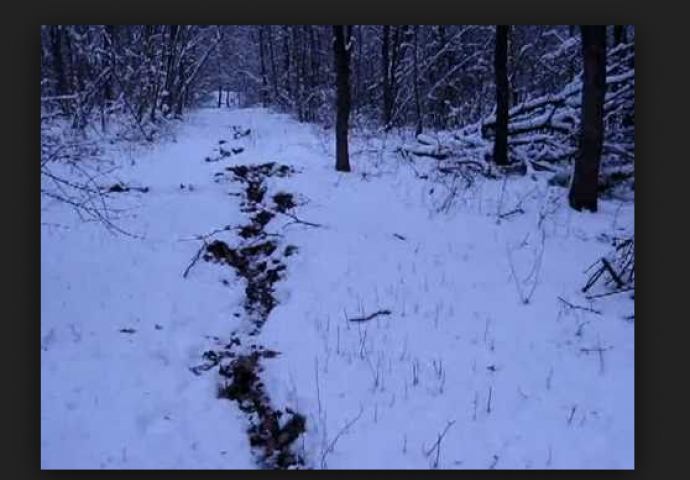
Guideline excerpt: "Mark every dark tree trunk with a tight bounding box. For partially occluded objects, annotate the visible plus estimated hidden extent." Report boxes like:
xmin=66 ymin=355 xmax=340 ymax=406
xmin=354 ymin=25 xmax=363 ymax=113
xmin=333 ymin=25 xmax=352 ymax=173
xmin=569 ymin=26 xmax=607 ymax=212
xmin=165 ymin=26 xmax=179 ymax=82
xmin=382 ymin=25 xmax=393 ymax=130
xmin=103 ymin=25 xmax=117 ymax=103
xmin=147 ymin=25 xmax=161 ymax=122
xmin=389 ymin=26 xmax=403 ymax=126
xmin=413 ymin=25 xmax=423 ymax=136
xmin=267 ymin=25 xmax=279 ymax=101
xmin=283 ymin=26 xmax=292 ymax=103
xmin=50 ymin=26 xmax=68 ymax=96
xmin=258 ymin=26 xmax=269 ymax=106
xmin=163 ymin=25 xmax=180 ymax=115
xmin=307 ymin=26 xmax=318 ymax=120
xmin=436 ymin=25 xmax=453 ymax=129
xmin=50 ymin=26 xmax=70 ymax=113
xmin=613 ymin=25 xmax=627 ymax=46
xmin=493 ymin=25 xmax=511 ymax=166
xmin=293 ymin=26 xmax=305 ymax=121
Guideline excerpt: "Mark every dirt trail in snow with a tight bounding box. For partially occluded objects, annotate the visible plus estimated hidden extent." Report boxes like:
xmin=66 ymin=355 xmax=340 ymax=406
xmin=42 ymin=107 xmax=633 ymax=469
xmin=191 ymin=160 xmax=310 ymax=469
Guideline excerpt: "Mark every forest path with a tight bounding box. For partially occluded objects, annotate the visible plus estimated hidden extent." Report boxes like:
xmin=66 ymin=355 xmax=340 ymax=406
xmin=41 ymin=107 xmax=634 ymax=469
xmin=41 ymin=108 xmax=267 ymax=469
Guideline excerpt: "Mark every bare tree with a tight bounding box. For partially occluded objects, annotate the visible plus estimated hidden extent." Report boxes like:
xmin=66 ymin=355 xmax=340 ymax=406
xmin=382 ymin=25 xmax=393 ymax=129
xmin=333 ymin=25 xmax=353 ymax=172
xmin=412 ymin=25 xmax=423 ymax=136
xmin=569 ymin=26 xmax=607 ymax=212
xmin=613 ymin=25 xmax=627 ymax=47
xmin=493 ymin=25 xmax=511 ymax=166
xmin=258 ymin=26 xmax=269 ymax=106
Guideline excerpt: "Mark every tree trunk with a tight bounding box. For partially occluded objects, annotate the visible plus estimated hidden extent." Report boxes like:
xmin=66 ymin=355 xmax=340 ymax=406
xmin=283 ymin=26 xmax=292 ymax=104
xmin=147 ymin=25 xmax=161 ymax=123
xmin=49 ymin=26 xmax=70 ymax=113
xmin=613 ymin=25 xmax=627 ymax=46
xmin=436 ymin=25 xmax=453 ymax=129
xmin=267 ymin=26 xmax=279 ymax=103
xmin=333 ymin=25 xmax=352 ymax=173
xmin=389 ymin=26 xmax=403 ymax=127
xmin=569 ymin=26 xmax=607 ymax=212
xmin=258 ymin=26 xmax=269 ymax=106
xmin=493 ymin=25 xmax=511 ymax=166
xmin=382 ymin=25 xmax=393 ymax=130
xmin=413 ymin=25 xmax=423 ymax=136
xmin=103 ymin=25 xmax=117 ymax=103
xmin=293 ymin=26 xmax=305 ymax=121
xmin=216 ymin=26 xmax=224 ymax=109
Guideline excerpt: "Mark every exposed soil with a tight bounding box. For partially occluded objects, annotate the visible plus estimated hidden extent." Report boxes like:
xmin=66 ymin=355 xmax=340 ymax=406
xmin=272 ymin=192 xmax=296 ymax=213
xmin=196 ymin=158 xmax=306 ymax=468
xmin=107 ymin=182 xmax=149 ymax=193
xmin=218 ymin=350 xmax=306 ymax=468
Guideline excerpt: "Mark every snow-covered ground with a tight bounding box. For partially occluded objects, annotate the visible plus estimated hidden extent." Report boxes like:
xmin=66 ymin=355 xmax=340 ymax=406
xmin=41 ymin=107 xmax=634 ymax=469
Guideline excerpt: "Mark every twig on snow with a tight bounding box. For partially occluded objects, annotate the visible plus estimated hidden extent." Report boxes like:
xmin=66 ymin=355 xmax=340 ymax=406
xmin=320 ymin=405 xmax=365 ymax=469
xmin=557 ymin=296 xmax=602 ymax=315
xmin=348 ymin=309 xmax=392 ymax=323
xmin=580 ymin=341 xmax=611 ymax=374
xmin=279 ymin=211 xmax=324 ymax=229
xmin=183 ymin=242 xmax=207 ymax=279
xmin=499 ymin=207 xmax=526 ymax=219
xmin=585 ymin=287 xmax=634 ymax=300
xmin=489 ymin=454 xmax=500 ymax=469
xmin=424 ymin=420 xmax=456 ymax=469
xmin=567 ymin=405 xmax=578 ymax=425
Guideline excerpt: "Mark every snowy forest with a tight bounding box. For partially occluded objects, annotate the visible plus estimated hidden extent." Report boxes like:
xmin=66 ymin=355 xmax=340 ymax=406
xmin=41 ymin=25 xmax=634 ymax=470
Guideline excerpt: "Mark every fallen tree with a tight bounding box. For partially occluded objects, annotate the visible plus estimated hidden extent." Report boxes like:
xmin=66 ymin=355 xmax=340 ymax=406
xmin=399 ymin=40 xmax=634 ymax=198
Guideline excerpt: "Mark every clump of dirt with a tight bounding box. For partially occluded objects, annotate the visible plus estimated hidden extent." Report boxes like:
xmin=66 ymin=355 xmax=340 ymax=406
xmin=227 ymin=163 xmax=294 ymax=182
xmin=272 ymin=192 xmax=296 ymax=213
xmin=204 ymin=240 xmax=248 ymax=272
xmin=242 ymin=241 xmax=278 ymax=258
xmin=218 ymin=352 xmax=306 ymax=469
xmin=206 ymin=143 xmax=244 ymax=162
xmin=239 ymin=224 xmax=261 ymax=239
xmin=238 ymin=210 xmax=275 ymax=239
xmin=247 ymin=182 xmax=267 ymax=204
xmin=204 ymin=239 xmax=283 ymax=330
xmin=225 ymin=164 xmax=295 ymax=208
xmin=109 ymin=183 xmax=128 ymax=193
xmin=252 ymin=210 xmax=275 ymax=228
xmin=245 ymin=264 xmax=286 ymax=328
xmin=232 ymin=126 xmax=252 ymax=140
xmin=107 ymin=183 xmax=149 ymax=193
xmin=220 ymin=353 xmax=260 ymax=403
xmin=227 ymin=165 xmax=250 ymax=179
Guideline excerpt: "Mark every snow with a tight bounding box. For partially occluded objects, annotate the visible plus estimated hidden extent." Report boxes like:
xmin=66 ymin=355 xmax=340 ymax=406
xmin=41 ymin=107 xmax=634 ymax=469
xmin=41 ymin=110 xmax=255 ymax=469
